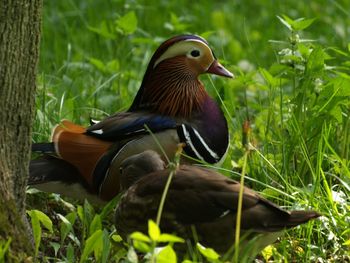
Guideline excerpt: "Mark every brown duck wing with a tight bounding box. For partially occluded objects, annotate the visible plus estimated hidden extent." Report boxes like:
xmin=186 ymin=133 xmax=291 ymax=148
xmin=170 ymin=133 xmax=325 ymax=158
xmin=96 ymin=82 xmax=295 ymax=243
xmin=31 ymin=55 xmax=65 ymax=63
xmin=135 ymin=165 xmax=320 ymax=232
xmin=134 ymin=166 xmax=261 ymax=223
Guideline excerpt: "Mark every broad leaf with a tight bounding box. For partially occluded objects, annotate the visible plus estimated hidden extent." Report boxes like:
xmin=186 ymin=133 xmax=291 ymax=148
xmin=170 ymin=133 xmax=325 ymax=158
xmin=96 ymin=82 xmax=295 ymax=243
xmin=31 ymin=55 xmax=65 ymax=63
xmin=80 ymin=230 xmax=103 ymax=263
xmin=158 ymin=233 xmax=185 ymax=243
xmin=130 ymin=231 xmax=151 ymax=243
xmin=87 ymin=20 xmax=116 ymax=39
xmin=116 ymin=11 xmax=138 ymax=35
xmin=58 ymin=212 xmax=76 ymax=244
xmin=89 ymin=215 xmax=102 ymax=236
xmin=196 ymin=243 xmax=220 ymax=261
xmin=291 ymin=17 xmax=316 ymax=31
xmin=157 ymin=245 xmax=177 ymax=263
xmin=306 ymin=47 xmax=325 ymax=75
xmin=148 ymin=220 xmax=160 ymax=241
xmin=133 ymin=240 xmax=151 ymax=253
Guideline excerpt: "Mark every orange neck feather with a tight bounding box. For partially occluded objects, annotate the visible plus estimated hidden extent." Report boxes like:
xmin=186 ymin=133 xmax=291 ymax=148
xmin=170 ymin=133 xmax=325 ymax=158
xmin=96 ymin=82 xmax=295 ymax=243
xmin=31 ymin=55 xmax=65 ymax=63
xmin=139 ymin=57 xmax=208 ymax=118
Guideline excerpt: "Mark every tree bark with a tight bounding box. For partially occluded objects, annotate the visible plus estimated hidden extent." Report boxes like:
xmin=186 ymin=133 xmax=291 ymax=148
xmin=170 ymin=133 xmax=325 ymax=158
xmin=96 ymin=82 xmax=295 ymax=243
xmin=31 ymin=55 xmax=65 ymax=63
xmin=0 ymin=0 xmax=42 ymax=260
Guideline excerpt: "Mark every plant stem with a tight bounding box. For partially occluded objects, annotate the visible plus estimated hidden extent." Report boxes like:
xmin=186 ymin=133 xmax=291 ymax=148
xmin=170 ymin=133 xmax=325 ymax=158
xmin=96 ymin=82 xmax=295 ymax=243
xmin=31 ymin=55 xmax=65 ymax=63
xmin=155 ymin=144 xmax=183 ymax=226
xmin=233 ymin=150 xmax=249 ymax=263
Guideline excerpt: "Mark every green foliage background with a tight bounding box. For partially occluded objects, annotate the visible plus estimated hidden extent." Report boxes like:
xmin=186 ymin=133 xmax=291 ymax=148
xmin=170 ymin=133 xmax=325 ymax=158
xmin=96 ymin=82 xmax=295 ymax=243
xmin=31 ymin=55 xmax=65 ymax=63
xmin=27 ymin=0 xmax=350 ymax=262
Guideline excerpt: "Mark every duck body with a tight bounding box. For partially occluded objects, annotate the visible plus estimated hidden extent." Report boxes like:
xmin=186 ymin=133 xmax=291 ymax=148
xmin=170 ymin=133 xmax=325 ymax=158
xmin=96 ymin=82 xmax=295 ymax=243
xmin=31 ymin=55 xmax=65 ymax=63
xmin=29 ymin=35 xmax=233 ymax=202
xmin=115 ymin=151 xmax=321 ymax=254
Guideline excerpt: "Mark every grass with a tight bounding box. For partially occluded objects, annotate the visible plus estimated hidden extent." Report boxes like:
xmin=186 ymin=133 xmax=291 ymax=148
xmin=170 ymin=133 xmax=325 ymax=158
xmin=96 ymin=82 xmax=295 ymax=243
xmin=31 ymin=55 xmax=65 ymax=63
xmin=27 ymin=0 xmax=350 ymax=262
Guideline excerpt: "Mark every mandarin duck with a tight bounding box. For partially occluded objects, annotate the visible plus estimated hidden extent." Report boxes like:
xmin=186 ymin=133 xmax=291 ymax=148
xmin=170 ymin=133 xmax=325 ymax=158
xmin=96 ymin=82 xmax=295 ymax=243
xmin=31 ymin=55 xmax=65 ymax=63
xmin=115 ymin=150 xmax=321 ymax=255
xmin=29 ymin=34 xmax=233 ymax=202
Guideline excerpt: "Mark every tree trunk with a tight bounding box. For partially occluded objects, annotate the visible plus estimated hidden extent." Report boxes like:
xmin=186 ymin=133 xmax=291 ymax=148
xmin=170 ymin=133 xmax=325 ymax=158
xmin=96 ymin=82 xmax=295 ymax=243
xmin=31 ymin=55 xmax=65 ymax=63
xmin=0 ymin=0 xmax=42 ymax=260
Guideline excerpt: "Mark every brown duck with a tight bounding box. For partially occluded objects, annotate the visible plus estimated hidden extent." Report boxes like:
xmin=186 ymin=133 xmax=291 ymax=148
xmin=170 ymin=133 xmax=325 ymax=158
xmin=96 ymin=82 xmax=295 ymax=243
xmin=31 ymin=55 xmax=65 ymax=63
xmin=115 ymin=150 xmax=321 ymax=255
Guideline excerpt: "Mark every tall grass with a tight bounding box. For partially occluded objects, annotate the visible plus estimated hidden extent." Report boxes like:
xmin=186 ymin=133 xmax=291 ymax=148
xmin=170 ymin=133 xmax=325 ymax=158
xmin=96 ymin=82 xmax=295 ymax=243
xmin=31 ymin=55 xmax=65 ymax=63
xmin=28 ymin=0 xmax=350 ymax=262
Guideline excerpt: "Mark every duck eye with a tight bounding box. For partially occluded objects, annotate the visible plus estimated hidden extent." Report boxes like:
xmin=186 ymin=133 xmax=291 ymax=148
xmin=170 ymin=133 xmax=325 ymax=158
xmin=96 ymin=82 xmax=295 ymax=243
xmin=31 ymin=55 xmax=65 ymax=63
xmin=190 ymin=50 xmax=200 ymax=57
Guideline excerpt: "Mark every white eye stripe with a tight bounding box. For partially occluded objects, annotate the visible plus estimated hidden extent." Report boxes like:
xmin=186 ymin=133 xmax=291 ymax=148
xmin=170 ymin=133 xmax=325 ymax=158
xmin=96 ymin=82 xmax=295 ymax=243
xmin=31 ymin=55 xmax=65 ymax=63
xmin=153 ymin=39 xmax=214 ymax=68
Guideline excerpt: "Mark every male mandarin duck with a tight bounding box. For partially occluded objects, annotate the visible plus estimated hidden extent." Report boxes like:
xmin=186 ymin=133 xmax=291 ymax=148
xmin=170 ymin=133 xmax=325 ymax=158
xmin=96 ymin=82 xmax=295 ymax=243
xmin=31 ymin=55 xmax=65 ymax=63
xmin=115 ymin=150 xmax=321 ymax=254
xmin=29 ymin=34 xmax=233 ymax=202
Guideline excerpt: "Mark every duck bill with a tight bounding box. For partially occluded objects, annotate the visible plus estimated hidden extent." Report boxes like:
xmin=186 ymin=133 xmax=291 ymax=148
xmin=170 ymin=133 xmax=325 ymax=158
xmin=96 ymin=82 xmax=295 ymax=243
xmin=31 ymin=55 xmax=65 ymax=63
xmin=206 ymin=60 xmax=234 ymax=78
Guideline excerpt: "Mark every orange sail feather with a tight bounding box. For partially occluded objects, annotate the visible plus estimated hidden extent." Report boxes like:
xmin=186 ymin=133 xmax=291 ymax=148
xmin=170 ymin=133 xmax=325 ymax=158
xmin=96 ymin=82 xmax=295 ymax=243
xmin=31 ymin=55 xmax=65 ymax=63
xmin=51 ymin=120 xmax=112 ymax=186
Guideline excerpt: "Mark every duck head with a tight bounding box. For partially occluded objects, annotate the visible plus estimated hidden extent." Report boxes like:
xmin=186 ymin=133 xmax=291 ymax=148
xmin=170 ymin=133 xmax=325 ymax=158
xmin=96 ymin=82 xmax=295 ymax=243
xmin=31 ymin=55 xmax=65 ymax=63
xmin=129 ymin=35 xmax=233 ymax=117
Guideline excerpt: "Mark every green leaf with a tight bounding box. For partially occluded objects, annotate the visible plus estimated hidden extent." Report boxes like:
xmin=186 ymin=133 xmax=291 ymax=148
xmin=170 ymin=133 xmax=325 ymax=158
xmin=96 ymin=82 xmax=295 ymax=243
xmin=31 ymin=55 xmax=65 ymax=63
xmin=112 ymin=234 xmax=123 ymax=242
xmin=33 ymin=210 xmax=53 ymax=232
xmin=166 ymin=13 xmax=188 ymax=31
xmin=148 ymin=220 xmax=161 ymax=241
xmin=268 ymin=63 xmax=291 ymax=77
xmin=66 ymin=211 xmax=77 ymax=225
xmin=306 ymin=47 xmax=325 ymax=75
xmin=259 ymin=68 xmax=278 ymax=86
xmin=116 ymin=11 xmax=138 ymax=35
xmin=158 ymin=233 xmax=185 ymax=243
xmin=261 ymin=245 xmax=275 ymax=261
xmin=83 ymin=200 xmax=95 ymax=226
xmin=278 ymin=15 xmax=316 ymax=31
xmin=100 ymin=194 xmax=121 ymax=220
xmin=27 ymin=210 xmax=41 ymax=257
xmin=200 ymin=31 xmax=215 ymax=40
xmin=87 ymin=20 xmax=116 ymax=39
xmin=335 ymin=78 xmax=350 ymax=96
xmin=66 ymin=243 xmax=75 ymax=262
xmin=89 ymin=215 xmax=102 ymax=236
xmin=291 ymin=17 xmax=316 ymax=31
xmin=133 ymin=240 xmax=151 ymax=253
xmin=343 ymin=239 xmax=350 ymax=246
xmin=298 ymin=43 xmax=312 ymax=59
xmin=27 ymin=208 xmax=53 ymax=256
xmin=130 ymin=231 xmax=151 ymax=243
xmin=328 ymin=47 xmax=349 ymax=58
xmin=281 ymin=15 xmax=294 ymax=25
xmin=335 ymin=71 xmax=350 ymax=80
xmin=89 ymin=57 xmax=106 ymax=73
xmin=50 ymin=242 xmax=60 ymax=257
xmin=80 ymin=230 xmax=103 ymax=263
xmin=101 ymin=230 xmax=111 ymax=263
xmin=260 ymin=188 xmax=281 ymax=199
xmin=315 ymin=77 xmax=350 ymax=117
xmin=106 ymin=60 xmax=120 ymax=73
xmin=277 ymin=15 xmax=292 ymax=31
xmin=127 ymin=246 xmax=139 ymax=263
xmin=0 ymin=238 xmax=11 ymax=260
xmin=58 ymin=213 xmax=75 ymax=244
xmin=77 ymin=205 xmax=84 ymax=222
xmin=196 ymin=243 xmax=220 ymax=261
xmin=329 ymin=107 xmax=342 ymax=122
xmin=156 ymin=245 xmax=177 ymax=263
